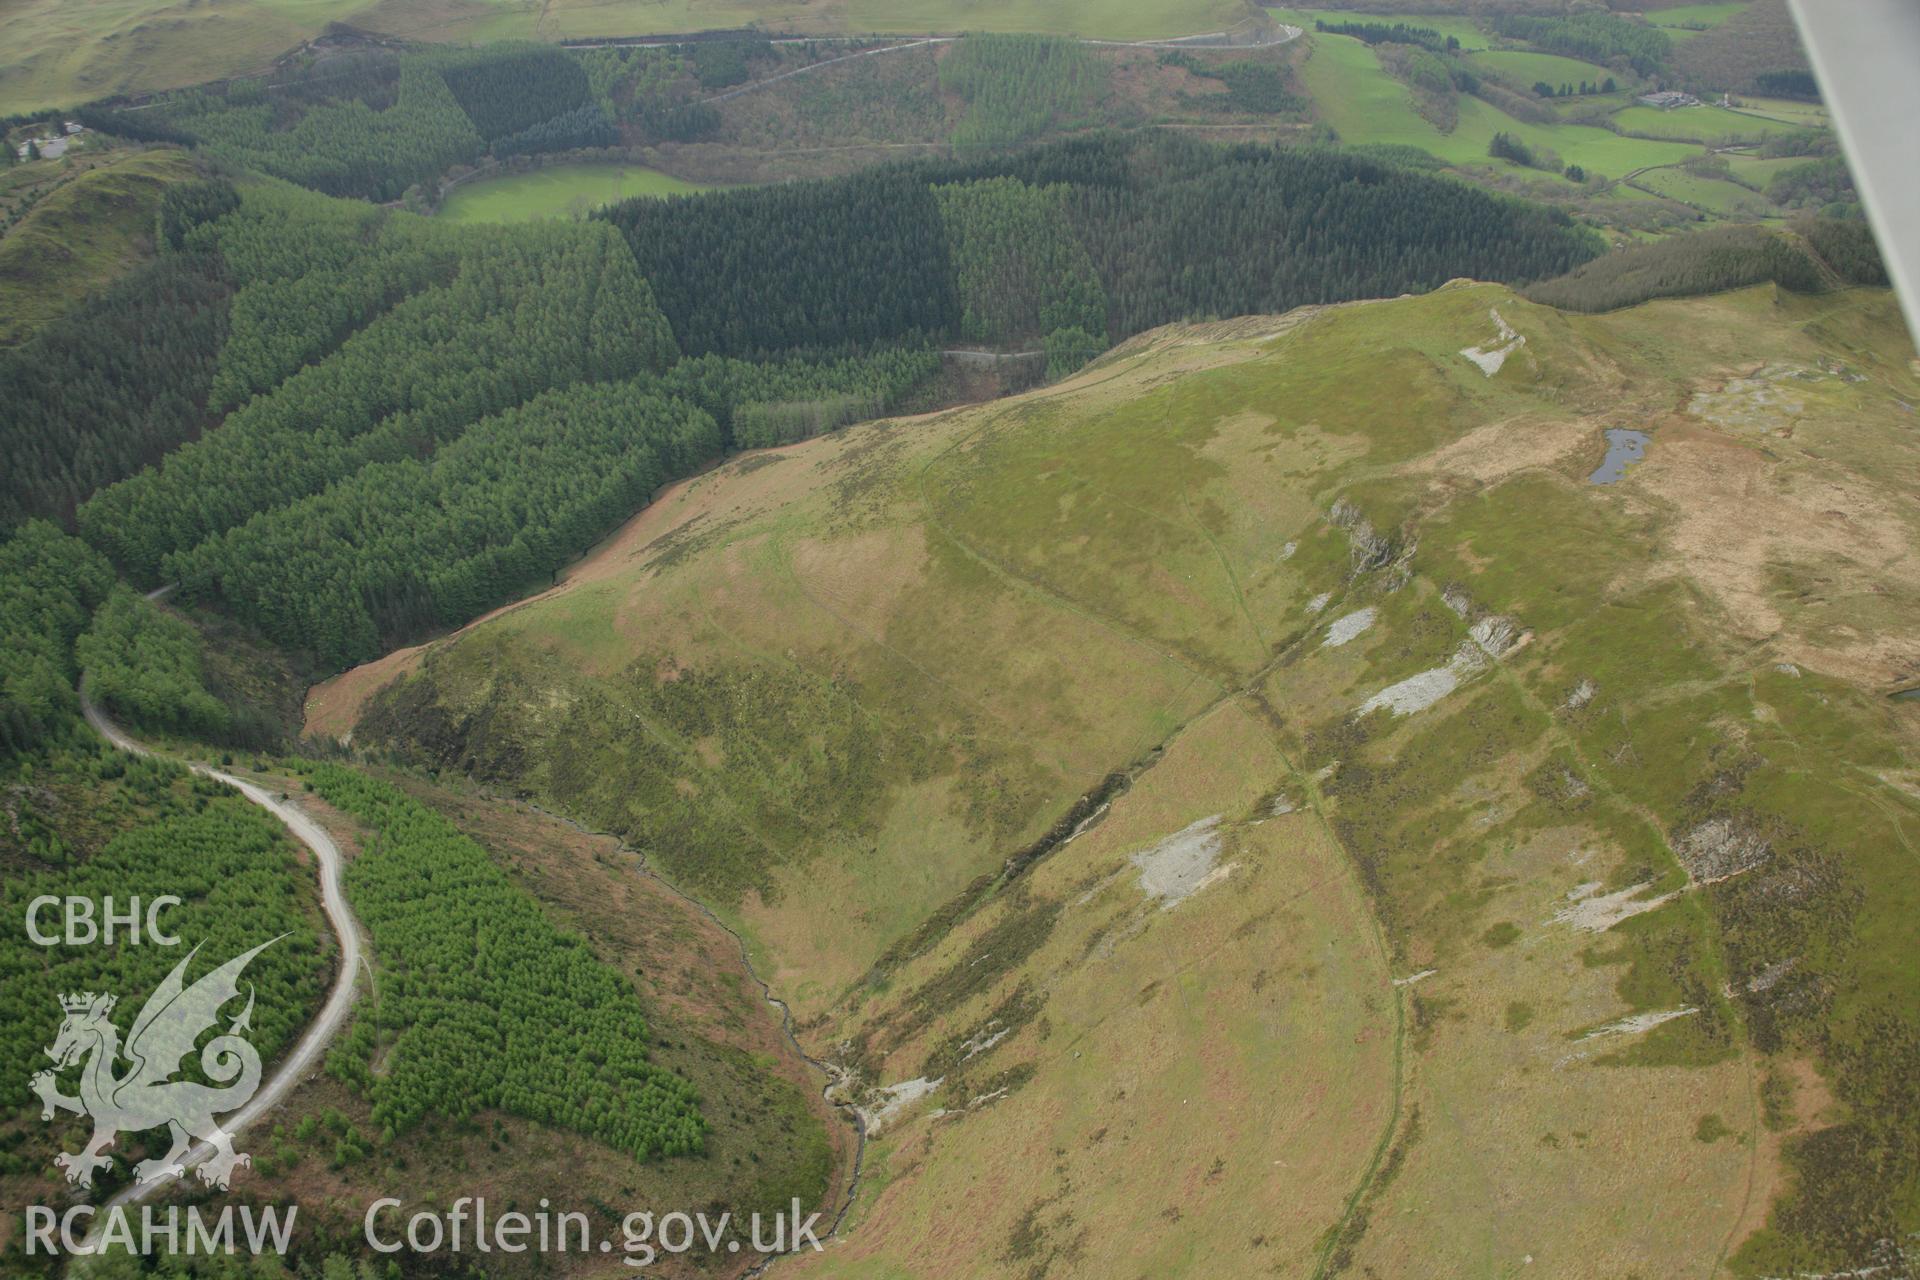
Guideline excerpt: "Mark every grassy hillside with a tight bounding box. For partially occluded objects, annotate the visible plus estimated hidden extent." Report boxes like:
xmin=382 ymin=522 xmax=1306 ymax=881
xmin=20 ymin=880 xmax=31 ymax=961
xmin=328 ymin=280 xmax=1920 ymax=1277
xmin=0 ymin=0 xmax=368 ymax=116
xmin=0 ymin=148 xmax=201 ymax=345
xmin=373 ymin=0 xmax=1252 ymax=44
xmin=0 ymin=0 xmax=1253 ymax=117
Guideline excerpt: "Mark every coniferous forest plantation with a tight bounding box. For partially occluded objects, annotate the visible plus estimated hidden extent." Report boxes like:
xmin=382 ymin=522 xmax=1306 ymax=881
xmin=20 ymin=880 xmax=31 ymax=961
xmin=4 ymin=124 xmax=1609 ymax=678
xmin=1 ymin=9 xmax=1917 ymax=1280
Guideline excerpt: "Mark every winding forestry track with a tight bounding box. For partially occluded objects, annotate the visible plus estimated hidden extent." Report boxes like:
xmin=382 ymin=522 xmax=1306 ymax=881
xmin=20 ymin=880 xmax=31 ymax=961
xmin=80 ymin=688 xmax=366 ymax=1214
xmin=81 ymin=616 xmax=843 ymax=1273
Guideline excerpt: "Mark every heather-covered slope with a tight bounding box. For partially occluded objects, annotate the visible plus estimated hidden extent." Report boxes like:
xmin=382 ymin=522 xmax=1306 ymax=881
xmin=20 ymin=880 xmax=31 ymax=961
xmin=323 ymin=281 xmax=1920 ymax=1278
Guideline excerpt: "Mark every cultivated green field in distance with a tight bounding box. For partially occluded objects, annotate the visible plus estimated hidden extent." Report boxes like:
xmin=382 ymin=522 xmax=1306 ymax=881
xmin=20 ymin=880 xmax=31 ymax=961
xmin=437 ymin=161 xmax=707 ymax=222
xmin=3 ymin=1 xmax=1846 ymax=244
xmin=1646 ymin=3 xmax=1748 ymax=32
xmin=1263 ymin=2 xmax=1844 ymax=237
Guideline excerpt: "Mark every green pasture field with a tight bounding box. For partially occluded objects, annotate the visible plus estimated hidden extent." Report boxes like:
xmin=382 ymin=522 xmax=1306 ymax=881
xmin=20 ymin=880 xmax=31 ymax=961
xmin=1296 ymin=33 xmax=1698 ymax=178
xmin=436 ymin=163 xmax=708 ymax=223
xmin=1644 ymin=2 xmax=1747 ymax=30
xmin=1721 ymin=152 xmax=1811 ymax=188
xmin=1472 ymin=49 xmax=1628 ymax=92
xmin=1631 ymin=164 xmax=1774 ymax=217
xmin=1612 ymin=103 xmax=1797 ymax=144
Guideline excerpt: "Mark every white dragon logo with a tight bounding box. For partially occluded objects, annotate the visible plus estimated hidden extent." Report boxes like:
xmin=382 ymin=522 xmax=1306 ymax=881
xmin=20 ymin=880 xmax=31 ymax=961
xmin=30 ymin=938 xmax=280 ymax=1191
